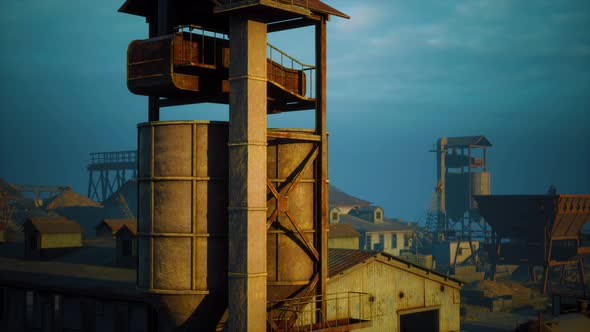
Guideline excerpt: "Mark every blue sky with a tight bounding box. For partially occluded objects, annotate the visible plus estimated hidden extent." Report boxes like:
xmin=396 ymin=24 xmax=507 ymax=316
xmin=0 ymin=1 xmax=589 ymax=221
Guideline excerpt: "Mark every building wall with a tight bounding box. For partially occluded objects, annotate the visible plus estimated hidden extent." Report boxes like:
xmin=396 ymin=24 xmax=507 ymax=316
xmin=0 ymin=287 xmax=150 ymax=332
xmin=0 ymin=230 xmax=5 ymax=243
xmin=41 ymin=233 xmax=82 ymax=249
xmin=326 ymin=260 xmax=461 ymax=332
xmin=96 ymin=224 xmax=114 ymax=237
xmin=364 ymin=232 xmax=412 ymax=256
xmin=433 ymin=241 xmax=479 ymax=266
xmin=328 ymin=237 xmax=359 ymax=250
xmin=116 ymin=235 xmax=137 ymax=265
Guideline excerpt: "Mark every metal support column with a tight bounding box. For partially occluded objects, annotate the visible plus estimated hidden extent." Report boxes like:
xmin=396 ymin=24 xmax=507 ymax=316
xmin=227 ymin=17 xmax=267 ymax=331
xmin=315 ymin=17 xmax=328 ymax=322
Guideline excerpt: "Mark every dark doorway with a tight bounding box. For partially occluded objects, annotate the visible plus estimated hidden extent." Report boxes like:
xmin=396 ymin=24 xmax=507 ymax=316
xmin=122 ymin=239 xmax=133 ymax=257
xmin=400 ymin=309 xmax=438 ymax=332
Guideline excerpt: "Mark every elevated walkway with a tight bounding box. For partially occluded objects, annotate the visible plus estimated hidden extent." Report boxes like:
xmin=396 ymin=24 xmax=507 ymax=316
xmin=127 ymin=25 xmax=315 ymax=113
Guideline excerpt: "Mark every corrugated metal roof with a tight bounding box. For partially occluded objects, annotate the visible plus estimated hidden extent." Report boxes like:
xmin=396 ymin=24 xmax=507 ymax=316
xmin=25 ymin=217 xmax=82 ymax=234
xmin=329 ymin=248 xmax=466 ymax=285
xmin=328 ymin=248 xmax=379 ymax=277
xmin=339 ymin=214 xmax=414 ymax=233
xmin=445 ymin=136 xmax=492 ymax=148
xmin=329 ymin=185 xmax=371 ymax=207
xmin=98 ymin=218 xmax=137 ymax=234
xmin=328 ymin=223 xmax=360 ymax=238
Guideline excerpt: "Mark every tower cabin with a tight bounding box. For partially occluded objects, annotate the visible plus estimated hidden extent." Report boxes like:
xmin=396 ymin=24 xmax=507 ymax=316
xmin=121 ymin=0 xmax=348 ymax=113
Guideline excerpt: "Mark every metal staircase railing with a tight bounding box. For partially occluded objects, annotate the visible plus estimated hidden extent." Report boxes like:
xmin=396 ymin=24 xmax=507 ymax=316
xmin=267 ymin=42 xmax=315 ymax=99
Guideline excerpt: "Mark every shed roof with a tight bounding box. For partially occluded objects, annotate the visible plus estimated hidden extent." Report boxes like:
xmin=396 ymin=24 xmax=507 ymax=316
xmin=444 ymin=136 xmax=492 ymax=148
xmin=115 ymin=224 xmax=138 ymax=237
xmin=119 ymin=0 xmax=349 ymax=19
xmin=328 ymin=223 xmax=360 ymax=238
xmin=25 ymin=217 xmax=82 ymax=234
xmin=350 ymin=205 xmax=382 ymax=213
xmin=98 ymin=218 xmax=137 ymax=234
xmin=328 ymin=248 xmax=465 ymax=287
xmin=339 ymin=214 xmax=414 ymax=233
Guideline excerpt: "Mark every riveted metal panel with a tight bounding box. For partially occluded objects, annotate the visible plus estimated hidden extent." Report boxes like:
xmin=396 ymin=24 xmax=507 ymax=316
xmin=137 ymin=120 xmax=228 ymax=329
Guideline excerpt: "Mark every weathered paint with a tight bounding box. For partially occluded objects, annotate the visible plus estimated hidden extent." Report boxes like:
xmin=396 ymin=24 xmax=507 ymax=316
xmin=433 ymin=240 xmax=479 ymax=266
xmin=328 ymin=237 xmax=359 ymax=250
xmin=40 ymin=233 xmax=82 ymax=249
xmin=365 ymin=231 xmax=413 ymax=256
xmin=327 ymin=257 xmax=462 ymax=332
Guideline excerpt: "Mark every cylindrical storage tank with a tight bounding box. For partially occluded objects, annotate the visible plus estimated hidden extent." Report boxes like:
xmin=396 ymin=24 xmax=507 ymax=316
xmin=445 ymin=173 xmax=469 ymax=221
xmin=267 ymin=129 xmax=318 ymax=304
xmin=137 ymin=121 xmax=228 ymax=331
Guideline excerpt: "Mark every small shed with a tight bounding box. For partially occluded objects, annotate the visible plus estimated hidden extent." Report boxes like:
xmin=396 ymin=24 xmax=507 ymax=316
xmin=327 ymin=249 xmax=465 ymax=331
xmin=23 ymin=217 xmax=82 ymax=258
xmin=328 ymin=223 xmax=360 ymax=249
xmin=114 ymin=223 xmax=137 ymax=265
xmin=96 ymin=218 xmax=137 ymax=237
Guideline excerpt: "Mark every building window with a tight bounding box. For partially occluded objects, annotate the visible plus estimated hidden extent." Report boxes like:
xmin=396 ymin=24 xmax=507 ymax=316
xmin=391 ymin=234 xmax=397 ymax=248
xmin=375 ymin=211 xmax=382 ymax=220
xmin=331 ymin=212 xmax=338 ymax=221
xmin=54 ymin=294 xmax=61 ymax=320
xmin=379 ymin=234 xmax=384 ymax=246
xmin=404 ymin=234 xmax=410 ymax=247
xmin=26 ymin=290 xmax=35 ymax=326
xmin=122 ymin=239 xmax=133 ymax=257
xmin=366 ymin=235 xmax=372 ymax=250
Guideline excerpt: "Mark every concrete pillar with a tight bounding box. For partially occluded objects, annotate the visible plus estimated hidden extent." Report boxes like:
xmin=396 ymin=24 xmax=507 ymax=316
xmin=227 ymin=17 xmax=267 ymax=331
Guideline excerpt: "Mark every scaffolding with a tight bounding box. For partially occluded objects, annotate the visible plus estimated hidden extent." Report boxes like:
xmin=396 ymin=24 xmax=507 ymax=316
xmin=87 ymin=150 xmax=137 ymax=202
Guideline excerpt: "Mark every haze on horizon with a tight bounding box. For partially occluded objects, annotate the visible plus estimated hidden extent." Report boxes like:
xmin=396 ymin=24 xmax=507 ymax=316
xmin=0 ymin=0 xmax=589 ymax=221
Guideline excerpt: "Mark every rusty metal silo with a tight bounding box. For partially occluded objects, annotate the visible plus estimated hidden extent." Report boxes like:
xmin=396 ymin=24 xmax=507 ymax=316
xmin=266 ymin=129 xmax=321 ymax=304
xmin=137 ymin=120 xmax=228 ymax=331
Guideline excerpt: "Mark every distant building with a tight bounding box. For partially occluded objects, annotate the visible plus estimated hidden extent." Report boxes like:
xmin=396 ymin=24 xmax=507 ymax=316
xmin=329 ymin=184 xmax=371 ymax=214
xmin=96 ymin=218 xmax=137 ymax=237
xmin=349 ymin=206 xmax=385 ymax=223
xmin=22 ymin=217 xmax=82 ymax=258
xmin=332 ymin=206 xmax=415 ymax=256
xmin=0 ymin=241 xmax=145 ymax=331
xmin=328 ymin=223 xmax=360 ymax=249
xmin=114 ymin=224 xmax=137 ymax=265
xmin=327 ymin=249 xmax=465 ymax=331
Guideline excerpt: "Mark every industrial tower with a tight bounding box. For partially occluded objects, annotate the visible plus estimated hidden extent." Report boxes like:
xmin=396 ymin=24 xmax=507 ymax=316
xmin=432 ymin=136 xmax=492 ymax=266
xmin=119 ymin=1 xmax=352 ymax=331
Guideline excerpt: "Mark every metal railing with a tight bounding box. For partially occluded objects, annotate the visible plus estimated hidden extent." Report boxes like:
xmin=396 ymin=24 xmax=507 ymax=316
xmin=267 ymin=42 xmax=315 ymax=99
xmin=89 ymin=150 xmax=137 ymax=165
xmin=268 ymin=292 xmax=373 ymax=331
xmin=174 ymin=25 xmax=229 ymax=67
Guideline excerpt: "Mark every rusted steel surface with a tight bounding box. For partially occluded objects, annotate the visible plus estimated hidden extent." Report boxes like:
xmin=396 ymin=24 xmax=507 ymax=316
xmin=476 ymin=195 xmax=590 ymax=241
xmin=127 ymin=30 xmax=314 ymax=112
xmin=137 ymin=120 xmax=228 ymax=330
xmin=267 ymin=129 xmax=320 ymax=304
xmin=476 ymin=194 xmax=590 ymax=293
